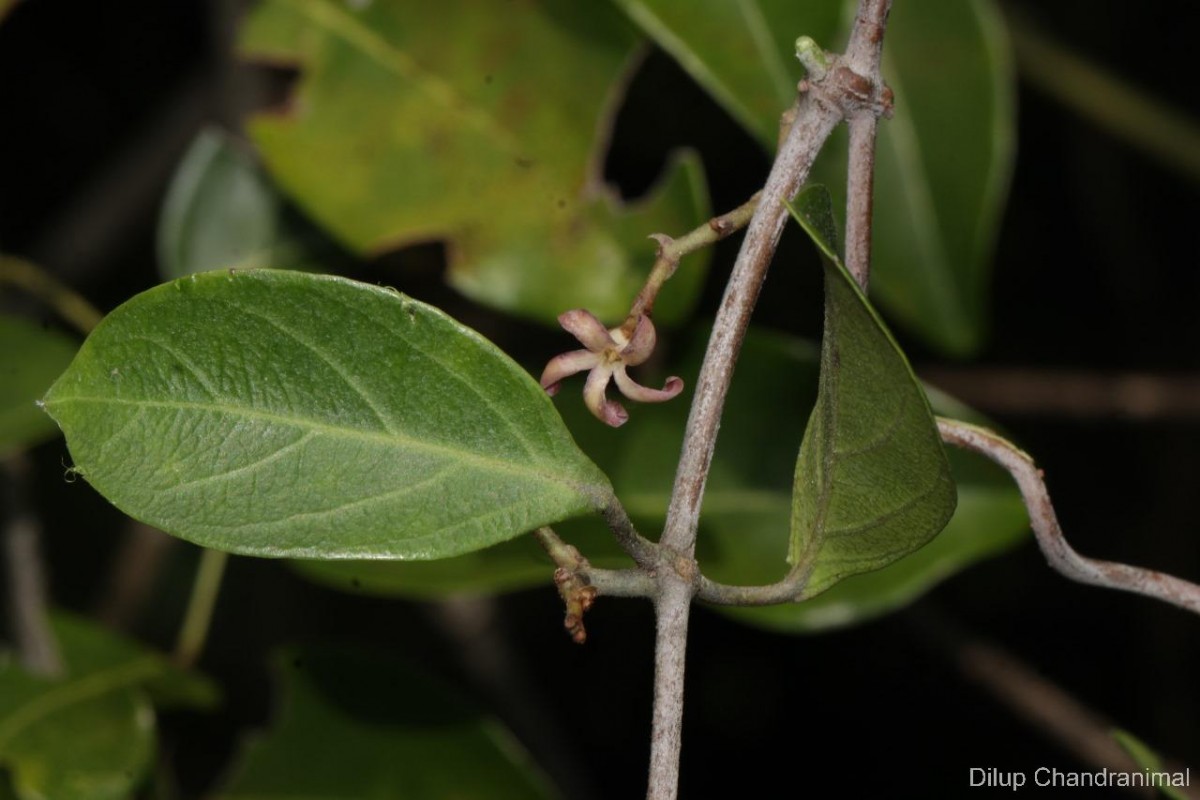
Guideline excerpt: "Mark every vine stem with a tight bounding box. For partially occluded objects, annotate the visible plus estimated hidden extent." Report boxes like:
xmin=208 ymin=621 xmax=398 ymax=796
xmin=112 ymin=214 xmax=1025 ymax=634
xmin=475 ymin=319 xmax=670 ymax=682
xmin=843 ymin=113 xmax=878 ymax=291
xmin=3 ymin=455 xmax=63 ymax=677
xmin=937 ymin=417 xmax=1200 ymax=616
xmin=627 ymin=192 xmax=762 ymax=323
xmin=173 ymin=548 xmax=229 ymax=668
xmin=0 ymin=255 xmax=103 ymax=335
xmin=646 ymin=4 xmax=893 ymax=798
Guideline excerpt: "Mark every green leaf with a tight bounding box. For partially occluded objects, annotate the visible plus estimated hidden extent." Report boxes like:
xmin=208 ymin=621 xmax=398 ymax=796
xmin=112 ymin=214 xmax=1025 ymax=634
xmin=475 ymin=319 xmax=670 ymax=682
xmin=610 ymin=0 xmax=1015 ymax=354
xmin=633 ymin=328 xmax=1023 ymax=631
xmin=0 ymin=614 xmax=215 ymax=800
xmin=0 ymin=316 xmax=78 ymax=455
xmin=43 ymin=270 xmax=612 ymax=560
xmin=787 ymin=186 xmax=956 ymax=598
xmin=158 ymin=128 xmax=283 ymax=279
xmin=216 ymin=648 xmax=554 ymax=799
xmin=1111 ymin=730 xmax=1191 ymax=800
xmin=238 ymin=0 xmax=710 ymax=325
xmin=836 ymin=0 xmax=1015 ymax=355
xmin=293 ymin=326 xmax=1025 ymax=621
xmin=1 ymin=688 xmax=153 ymax=800
xmin=607 ymin=0 xmax=843 ymax=145
xmin=689 ymin=335 xmax=1026 ymax=632
xmin=713 ymin=481 xmax=1025 ymax=632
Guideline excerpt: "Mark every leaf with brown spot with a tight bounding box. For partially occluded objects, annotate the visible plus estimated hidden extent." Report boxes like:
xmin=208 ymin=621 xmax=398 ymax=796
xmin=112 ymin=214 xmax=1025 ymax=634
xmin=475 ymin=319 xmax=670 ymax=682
xmin=238 ymin=0 xmax=710 ymax=325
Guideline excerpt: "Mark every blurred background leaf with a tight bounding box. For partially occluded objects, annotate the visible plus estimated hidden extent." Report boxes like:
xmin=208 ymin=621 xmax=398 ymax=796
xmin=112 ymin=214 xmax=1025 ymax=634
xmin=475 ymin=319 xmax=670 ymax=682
xmin=157 ymin=126 xmax=347 ymax=279
xmin=216 ymin=647 xmax=555 ymax=799
xmin=0 ymin=614 xmax=215 ymax=800
xmin=609 ymin=0 xmax=1015 ymax=355
xmin=0 ymin=316 xmax=78 ymax=456
xmin=237 ymin=0 xmax=710 ymax=326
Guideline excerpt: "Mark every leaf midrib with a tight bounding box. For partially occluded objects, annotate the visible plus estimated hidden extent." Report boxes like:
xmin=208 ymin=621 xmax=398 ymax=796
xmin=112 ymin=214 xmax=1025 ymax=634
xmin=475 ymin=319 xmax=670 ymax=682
xmin=46 ymin=395 xmax=603 ymax=499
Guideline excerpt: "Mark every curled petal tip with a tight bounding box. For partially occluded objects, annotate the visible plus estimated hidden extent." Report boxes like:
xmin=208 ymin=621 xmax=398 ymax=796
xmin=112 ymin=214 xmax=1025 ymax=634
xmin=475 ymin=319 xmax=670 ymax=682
xmin=612 ymin=367 xmax=684 ymax=404
xmin=598 ymin=401 xmax=629 ymax=427
xmin=557 ymin=308 xmax=612 ymax=351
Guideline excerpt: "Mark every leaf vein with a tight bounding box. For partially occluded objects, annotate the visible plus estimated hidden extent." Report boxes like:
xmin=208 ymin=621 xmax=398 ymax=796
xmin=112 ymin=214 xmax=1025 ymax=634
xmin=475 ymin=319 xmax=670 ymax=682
xmin=48 ymin=396 xmax=586 ymax=495
xmin=319 ymin=289 xmax=539 ymax=460
xmin=129 ymin=334 xmax=221 ymax=398
xmin=824 ymin=474 xmax=945 ymax=539
xmin=166 ymin=430 xmax=317 ymax=493
xmin=219 ymin=298 xmax=401 ymax=436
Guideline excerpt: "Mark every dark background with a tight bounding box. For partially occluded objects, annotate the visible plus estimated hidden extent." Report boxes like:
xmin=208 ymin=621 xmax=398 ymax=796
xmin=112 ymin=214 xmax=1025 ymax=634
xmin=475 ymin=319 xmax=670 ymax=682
xmin=1 ymin=1 xmax=1198 ymax=797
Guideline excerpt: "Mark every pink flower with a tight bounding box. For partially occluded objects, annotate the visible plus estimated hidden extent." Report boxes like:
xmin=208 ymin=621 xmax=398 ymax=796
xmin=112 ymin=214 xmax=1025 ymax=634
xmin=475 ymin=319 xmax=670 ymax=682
xmin=540 ymin=309 xmax=684 ymax=427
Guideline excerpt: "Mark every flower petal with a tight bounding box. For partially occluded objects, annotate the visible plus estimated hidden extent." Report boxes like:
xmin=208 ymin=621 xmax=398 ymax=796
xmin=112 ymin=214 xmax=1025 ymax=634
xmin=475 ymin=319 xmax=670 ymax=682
xmin=558 ymin=309 xmax=613 ymax=351
xmin=584 ymin=364 xmax=628 ymax=427
xmin=612 ymin=366 xmax=684 ymax=403
xmin=619 ymin=314 xmax=657 ymax=366
xmin=540 ymin=349 xmax=599 ymax=395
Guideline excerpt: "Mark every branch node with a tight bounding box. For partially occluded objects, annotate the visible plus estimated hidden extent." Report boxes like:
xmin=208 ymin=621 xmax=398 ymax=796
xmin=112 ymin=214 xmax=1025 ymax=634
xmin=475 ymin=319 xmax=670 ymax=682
xmin=649 ymin=232 xmax=675 ymax=257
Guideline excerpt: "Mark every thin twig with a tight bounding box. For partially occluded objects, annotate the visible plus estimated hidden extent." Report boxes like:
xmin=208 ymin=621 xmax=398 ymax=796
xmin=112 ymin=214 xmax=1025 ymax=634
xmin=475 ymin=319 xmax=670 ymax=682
xmin=694 ymin=567 xmax=807 ymax=606
xmin=2 ymin=455 xmax=63 ymax=677
xmin=646 ymin=5 xmax=895 ymax=798
xmin=647 ymin=577 xmax=692 ymax=800
xmin=843 ymin=114 xmax=878 ymax=291
xmin=646 ymin=101 xmax=840 ymax=799
xmin=627 ymin=192 xmax=762 ymax=322
xmin=840 ymin=0 xmax=892 ymax=292
xmin=658 ymin=92 xmax=842 ymax=559
xmin=910 ymin=607 xmax=1200 ymax=800
xmin=28 ymin=74 xmax=210 ymax=282
xmin=0 ymin=255 xmax=103 ymax=335
xmin=535 ymin=523 xmax=658 ymax=600
xmin=921 ymin=367 xmax=1200 ymax=420
xmin=533 ymin=526 xmax=655 ymax=643
xmin=95 ymin=521 xmax=177 ymax=629
xmin=172 ymin=548 xmax=229 ymax=668
xmin=937 ymin=417 xmax=1200 ymax=616
xmin=601 ymin=501 xmax=660 ymax=570
xmin=1006 ymin=11 xmax=1200 ymax=184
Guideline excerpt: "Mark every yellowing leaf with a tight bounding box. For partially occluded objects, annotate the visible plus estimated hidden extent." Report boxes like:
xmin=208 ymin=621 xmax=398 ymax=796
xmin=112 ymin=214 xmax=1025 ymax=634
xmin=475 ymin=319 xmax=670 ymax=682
xmin=239 ymin=0 xmax=709 ymax=324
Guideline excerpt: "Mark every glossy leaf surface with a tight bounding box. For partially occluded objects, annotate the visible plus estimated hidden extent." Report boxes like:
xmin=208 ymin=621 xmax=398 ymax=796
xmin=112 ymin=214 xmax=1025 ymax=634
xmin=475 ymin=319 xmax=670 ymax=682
xmin=216 ymin=648 xmax=553 ymax=799
xmin=43 ymin=270 xmax=611 ymax=559
xmin=0 ymin=615 xmax=214 ymax=800
xmin=611 ymin=0 xmax=1015 ymax=354
xmin=0 ymin=316 xmax=78 ymax=455
xmin=788 ymin=187 xmax=956 ymax=597
xmin=239 ymin=0 xmax=709 ymax=325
